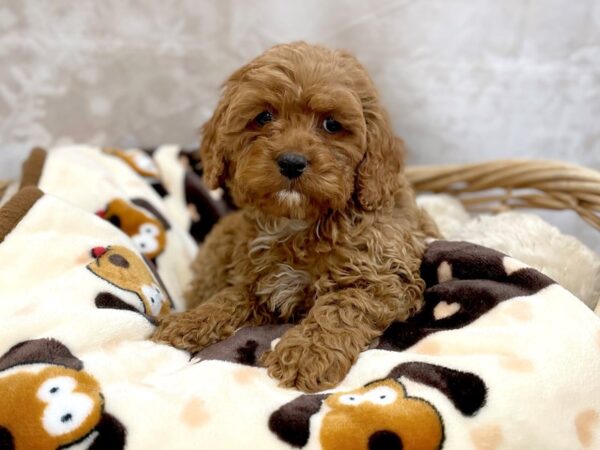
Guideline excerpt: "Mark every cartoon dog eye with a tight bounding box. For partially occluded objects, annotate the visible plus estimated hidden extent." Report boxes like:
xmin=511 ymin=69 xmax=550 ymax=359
xmin=139 ymin=223 xmax=159 ymax=236
xmin=141 ymin=284 xmax=165 ymax=315
xmin=363 ymin=386 xmax=397 ymax=405
xmin=37 ymin=376 xmax=94 ymax=436
xmin=338 ymin=394 xmax=363 ymax=406
xmin=338 ymin=386 xmax=398 ymax=407
xmin=132 ymin=223 xmax=160 ymax=254
xmin=37 ymin=376 xmax=76 ymax=402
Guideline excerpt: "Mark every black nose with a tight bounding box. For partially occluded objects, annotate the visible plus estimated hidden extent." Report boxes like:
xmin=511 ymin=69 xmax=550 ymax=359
xmin=277 ymin=153 xmax=307 ymax=179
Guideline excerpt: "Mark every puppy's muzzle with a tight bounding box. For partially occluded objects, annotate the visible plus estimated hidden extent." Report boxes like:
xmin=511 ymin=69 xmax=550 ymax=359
xmin=277 ymin=153 xmax=307 ymax=179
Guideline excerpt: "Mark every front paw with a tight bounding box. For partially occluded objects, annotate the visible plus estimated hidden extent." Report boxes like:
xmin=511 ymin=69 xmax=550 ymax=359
xmin=151 ymin=311 xmax=213 ymax=353
xmin=261 ymin=338 xmax=353 ymax=393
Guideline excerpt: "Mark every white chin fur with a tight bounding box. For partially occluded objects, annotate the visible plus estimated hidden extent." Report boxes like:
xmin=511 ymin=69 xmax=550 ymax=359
xmin=277 ymin=190 xmax=302 ymax=207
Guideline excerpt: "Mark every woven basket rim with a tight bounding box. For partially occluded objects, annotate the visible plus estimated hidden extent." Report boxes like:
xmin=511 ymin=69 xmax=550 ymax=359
xmin=407 ymin=159 xmax=600 ymax=232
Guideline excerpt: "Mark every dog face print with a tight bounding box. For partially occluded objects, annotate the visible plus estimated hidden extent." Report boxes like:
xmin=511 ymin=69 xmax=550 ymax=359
xmin=96 ymin=199 xmax=167 ymax=261
xmin=0 ymin=339 xmax=125 ymax=450
xmin=0 ymin=366 xmax=103 ymax=449
xmin=269 ymin=361 xmax=487 ymax=450
xmin=321 ymin=378 xmax=443 ymax=450
xmin=87 ymin=245 xmax=171 ymax=318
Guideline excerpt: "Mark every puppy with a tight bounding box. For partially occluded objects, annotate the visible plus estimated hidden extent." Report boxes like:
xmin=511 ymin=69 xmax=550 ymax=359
xmin=152 ymin=42 xmax=439 ymax=392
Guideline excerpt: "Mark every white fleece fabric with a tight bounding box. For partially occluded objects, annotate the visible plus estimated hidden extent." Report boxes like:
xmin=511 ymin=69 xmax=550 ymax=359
xmin=0 ymin=146 xmax=598 ymax=449
xmin=0 ymin=189 xmax=599 ymax=449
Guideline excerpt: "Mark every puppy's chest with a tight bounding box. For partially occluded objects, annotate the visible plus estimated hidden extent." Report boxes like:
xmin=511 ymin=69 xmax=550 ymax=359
xmin=255 ymin=262 xmax=316 ymax=318
xmin=250 ymin=230 xmax=328 ymax=319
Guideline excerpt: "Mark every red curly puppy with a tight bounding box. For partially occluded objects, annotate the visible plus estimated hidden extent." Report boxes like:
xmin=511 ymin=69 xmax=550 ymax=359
xmin=152 ymin=42 xmax=439 ymax=392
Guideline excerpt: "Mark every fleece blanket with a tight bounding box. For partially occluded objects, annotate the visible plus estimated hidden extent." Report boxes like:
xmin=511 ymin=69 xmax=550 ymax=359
xmin=1 ymin=147 xmax=600 ymax=450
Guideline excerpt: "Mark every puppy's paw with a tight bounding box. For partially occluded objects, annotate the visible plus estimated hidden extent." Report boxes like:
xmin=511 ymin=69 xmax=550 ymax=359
xmin=261 ymin=337 xmax=353 ymax=393
xmin=151 ymin=311 xmax=213 ymax=353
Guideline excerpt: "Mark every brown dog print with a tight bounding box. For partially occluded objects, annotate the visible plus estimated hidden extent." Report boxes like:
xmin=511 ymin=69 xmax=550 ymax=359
xmin=268 ymin=361 xmax=487 ymax=450
xmin=96 ymin=198 xmax=170 ymax=261
xmin=321 ymin=378 xmax=443 ymax=450
xmin=87 ymin=245 xmax=171 ymax=319
xmin=0 ymin=339 xmax=125 ymax=450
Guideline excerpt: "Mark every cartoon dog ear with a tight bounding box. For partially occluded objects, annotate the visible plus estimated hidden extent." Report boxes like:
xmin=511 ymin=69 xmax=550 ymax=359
xmin=130 ymin=198 xmax=171 ymax=231
xmin=0 ymin=339 xmax=83 ymax=372
xmin=420 ymin=240 xmax=555 ymax=292
xmin=269 ymin=394 xmax=328 ymax=448
xmin=88 ymin=413 xmax=127 ymax=450
xmin=95 ymin=292 xmax=158 ymax=325
xmin=387 ymin=362 xmax=487 ymax=416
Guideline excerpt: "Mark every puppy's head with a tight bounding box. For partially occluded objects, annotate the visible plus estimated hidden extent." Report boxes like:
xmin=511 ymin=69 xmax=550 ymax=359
xmin=201 ymin=42 xmax=406 ymax=220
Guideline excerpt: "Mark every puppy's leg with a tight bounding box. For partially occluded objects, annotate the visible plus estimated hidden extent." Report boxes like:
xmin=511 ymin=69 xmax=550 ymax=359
xmin=261 ymin=288 xmax=399 ymax=393
xmin=152 ymin=286 xmax=269 ymax=353
xmin=185 ymin=211 xmax=248 ymax=309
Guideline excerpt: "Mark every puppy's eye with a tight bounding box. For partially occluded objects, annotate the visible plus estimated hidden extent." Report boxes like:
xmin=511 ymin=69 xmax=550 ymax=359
xmin=323 ymin=117 xmax=342 ymax=134
xmin=255 ymin=111 xmax=273 ymax=127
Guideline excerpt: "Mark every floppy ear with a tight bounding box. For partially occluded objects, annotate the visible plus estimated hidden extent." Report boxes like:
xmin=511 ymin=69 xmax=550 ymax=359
xmin=0 ymin=339 xmax=83 ymax=372
xmin=89 ymin=413 xmax=127 ymax=450
xmin=200 ymin=61 xmax=257 ymax=190
xmin=130 ymin=198 xmax=171 ymax=230
xmin=355 ymin=103 xmax=407 ymax=211
xmin=268 ymin=394 xmax=327 ymax=447
xmin=199 ymin=96 xmax=229 ymax=190
xmin=387 ymin=361 xmax=487 ymax=416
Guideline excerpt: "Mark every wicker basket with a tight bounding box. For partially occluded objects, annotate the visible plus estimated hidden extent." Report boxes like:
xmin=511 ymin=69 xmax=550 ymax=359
xmin=406 ymin=159 xmax=600 ymax=232
xmin=0 ymin=179 xmax=10 ymax=200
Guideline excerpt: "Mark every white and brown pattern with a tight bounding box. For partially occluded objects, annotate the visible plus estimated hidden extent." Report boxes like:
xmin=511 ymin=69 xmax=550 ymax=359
xmin=0 ymin=165 xmax=599 ymax=449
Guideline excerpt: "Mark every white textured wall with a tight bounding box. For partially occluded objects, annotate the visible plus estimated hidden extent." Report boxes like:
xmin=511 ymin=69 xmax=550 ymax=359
xmin=1 ymin=0 xmax=599 ymax=249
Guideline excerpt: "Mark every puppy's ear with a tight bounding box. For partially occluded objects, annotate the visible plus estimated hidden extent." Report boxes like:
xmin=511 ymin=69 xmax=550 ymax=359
xmin=199 ymin=95 xmax=229 ymax=190
xmin=355 ymin=101 xmax=406 ymax=211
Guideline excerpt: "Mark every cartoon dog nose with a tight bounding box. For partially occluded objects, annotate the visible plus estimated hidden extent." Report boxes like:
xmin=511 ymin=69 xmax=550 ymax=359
xmin=91 ymin=247 xmax=107 ymax=258
xmin=277 ymin=153 xmax=307 ymax=179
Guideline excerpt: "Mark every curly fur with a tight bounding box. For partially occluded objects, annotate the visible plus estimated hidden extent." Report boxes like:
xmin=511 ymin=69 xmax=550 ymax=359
xmin=152 ymin=42 xmax=440 ymax=392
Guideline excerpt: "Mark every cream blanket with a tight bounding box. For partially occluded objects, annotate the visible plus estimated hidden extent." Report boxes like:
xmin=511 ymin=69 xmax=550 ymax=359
xmin=1 ymin=146 xmax=599 ymax=450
